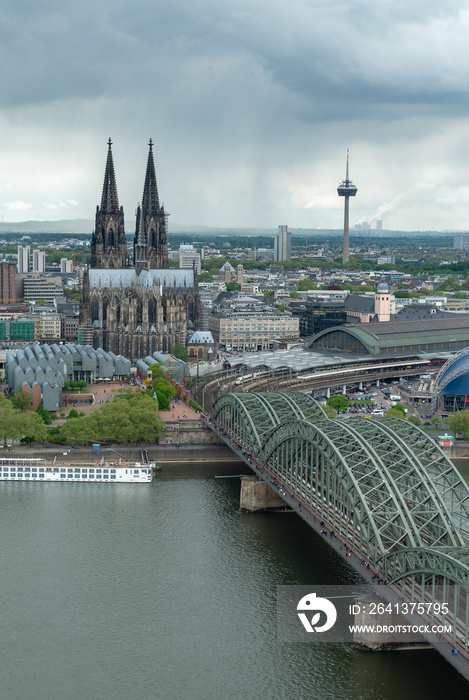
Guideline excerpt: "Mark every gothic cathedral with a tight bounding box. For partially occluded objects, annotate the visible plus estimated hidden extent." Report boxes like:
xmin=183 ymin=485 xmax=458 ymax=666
xmin=80 ymin=139 xmax=199 ymax=361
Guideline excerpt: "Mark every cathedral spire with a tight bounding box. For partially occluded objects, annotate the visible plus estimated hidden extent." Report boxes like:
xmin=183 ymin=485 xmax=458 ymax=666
xmin=133 ymin=139 xmax=168 ymax=269
xmin=91 ymin=138 xmax=127 ymax=269
xmin=134 ymin=201 xmax=147 ymax=276
xmin=141 ymin=139 xmax=160 ymax=214
xmin=101 ymin=138 xmax=120 ymax=213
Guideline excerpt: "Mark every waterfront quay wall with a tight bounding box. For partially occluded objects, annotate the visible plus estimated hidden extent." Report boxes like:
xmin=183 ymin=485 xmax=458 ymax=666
xmin=160 ymin=419 xmax=224 ymax=446
xmin=11 ymin=443 xmax=241 ymax=464
xmin=9 ymin=420 xmax=239 ymax=464
xmin=444 ymin=442 xmax=469 ymax=460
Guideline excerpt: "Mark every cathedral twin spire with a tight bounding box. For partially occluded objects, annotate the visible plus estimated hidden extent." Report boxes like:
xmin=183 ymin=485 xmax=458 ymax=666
xmin=134 ymin=139 xmax=168 ymax=273
xmin=100 ymin=138 xmax=120 ymax=214
xmin=90 ymin=138 xmax=168 ymax=271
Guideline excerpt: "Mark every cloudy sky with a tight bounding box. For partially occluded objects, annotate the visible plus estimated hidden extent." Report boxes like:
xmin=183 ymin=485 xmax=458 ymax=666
xmin=1 ymin=0 xmax=469 ymax=231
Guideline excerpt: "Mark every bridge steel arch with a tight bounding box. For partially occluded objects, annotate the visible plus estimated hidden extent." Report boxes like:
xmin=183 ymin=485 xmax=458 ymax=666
xmin=212 ymin=391 xmax=469 ymax=647
xmin=346 ymin=418 xmax=465 ymax=548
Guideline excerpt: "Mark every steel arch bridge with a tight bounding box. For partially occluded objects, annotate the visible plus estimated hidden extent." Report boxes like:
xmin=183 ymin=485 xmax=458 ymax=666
xmin=210 ymin=391 xmax=469 ymax=651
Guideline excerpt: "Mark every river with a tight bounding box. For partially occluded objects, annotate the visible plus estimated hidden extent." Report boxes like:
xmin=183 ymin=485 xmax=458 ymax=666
xmin=0 ymin=460 xmax=468 ymax=700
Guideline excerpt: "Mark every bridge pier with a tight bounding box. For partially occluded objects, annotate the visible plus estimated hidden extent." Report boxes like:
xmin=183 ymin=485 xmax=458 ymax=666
xmin=325 ymin=387 xmax=331 ymax=399
xmin=358 ymin=381 xmax=363 ymax=390
xmin=239 ymin=476 xmax=291 ymax=513
xmin=342 ymin=384 xmax=347 ymax=395
xmin=352 ymin=594 xmax=431 ymax=651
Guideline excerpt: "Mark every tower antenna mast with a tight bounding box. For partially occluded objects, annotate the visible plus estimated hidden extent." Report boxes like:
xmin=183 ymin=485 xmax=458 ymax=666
xmin=337 ymin=149 xmax=358 ymax=265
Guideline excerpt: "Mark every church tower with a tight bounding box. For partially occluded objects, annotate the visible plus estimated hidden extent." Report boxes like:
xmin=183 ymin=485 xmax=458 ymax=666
xmin=133 ymin=139 xmax=168 ymax=270
xmin=91 ymin=138 xmax=127 ymax=269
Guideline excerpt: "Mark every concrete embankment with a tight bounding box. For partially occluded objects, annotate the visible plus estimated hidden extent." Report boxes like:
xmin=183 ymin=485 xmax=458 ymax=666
xmin=4 ymin=418 xmax=243 ymax=465
xmin=444 ymin=442 xmax=469 ymax=460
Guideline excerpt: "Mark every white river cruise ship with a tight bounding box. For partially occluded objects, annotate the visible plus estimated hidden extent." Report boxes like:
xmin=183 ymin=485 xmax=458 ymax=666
xmin=0 ymin=458 xmax=155 ymax=483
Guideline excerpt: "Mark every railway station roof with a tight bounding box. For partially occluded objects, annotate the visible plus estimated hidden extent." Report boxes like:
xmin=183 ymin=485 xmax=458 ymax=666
xmin=304 ymin=317 xmax=469 ymax=357
xmin=226 ymin=347 xmax=372 ymax=373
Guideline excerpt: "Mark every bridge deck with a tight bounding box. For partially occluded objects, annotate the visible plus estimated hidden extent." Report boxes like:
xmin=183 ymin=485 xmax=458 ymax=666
xmin=204 ymin=409 xmax=469 ymax=681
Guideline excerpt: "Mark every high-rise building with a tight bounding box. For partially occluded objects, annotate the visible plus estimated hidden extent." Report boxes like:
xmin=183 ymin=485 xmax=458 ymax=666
xmin=179 ymin=245 xmax=201 ymax=274
xmin=0 ymin=262 xmax=16 ymax=303
xmin=33 ymin=250 xmax=46 ymax=273
xmin=274 ymin=225 xmax=291 ymax=262
xmin=60 ymin=258 xmax=73 ymax=274
xmin=17 ymin=245 xmax=30 ymax=273
xmin=454 ymin=234 xmax=469 ymax=250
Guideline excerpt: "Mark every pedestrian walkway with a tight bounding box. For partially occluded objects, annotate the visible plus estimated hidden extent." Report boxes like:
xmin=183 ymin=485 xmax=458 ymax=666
xmin=158 ymin=401 xmax=199 ymax=422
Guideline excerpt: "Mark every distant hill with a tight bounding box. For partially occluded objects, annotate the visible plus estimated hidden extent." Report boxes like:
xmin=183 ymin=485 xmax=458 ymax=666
xmin=0 ymin=219 xmax=94 ymax=234
xmin=0 ymin=219 xmax=463 ymax=238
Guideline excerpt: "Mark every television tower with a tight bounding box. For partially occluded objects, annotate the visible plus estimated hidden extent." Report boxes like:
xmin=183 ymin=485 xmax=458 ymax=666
xmin=337 ymin=149 xmax=357 ymax=264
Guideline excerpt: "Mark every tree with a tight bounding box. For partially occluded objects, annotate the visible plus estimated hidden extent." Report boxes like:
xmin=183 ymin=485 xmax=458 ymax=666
xmin=10 ymin=390 xmax=31 ymax=411
xmin=437 ymin=275 xmax=461 ymax=292
xmin=59 ymin=392 xmax=164 ymax=445
xmin=226 ymin=282 xmax=241 ymax=292
xmin=430 ymin=414 xmax=443 ymax=425
xmin=391 ymin=403 xmax=406 ymax=418
xmin=321 ymin=403 xmax=337 ymax=419
xmin=198 ymin=271 xmax=215 ymax=283
xmin=172 ymin=342 xmax=188 ymax=362
xmin=448 ymin=411 xmax=469 ymax=440
xmin=407 ymin=414 xmax=421 ymax=427
xmin=36 ymin=403 xmax=52 ymax=425
xmin=100 ymin=393 xmax=164 ymax=443
xmin=60 ymin=417 xmax=95 ymax=445
xmin=148 ymin=362 xmax=165 ymax=378
xmin=326 ymin=395 xmax=350 ymax=413
xmin=149 ymin=376 xmax=176 ymax=410
xmin=297 ymin=279 xmax=317 ymax=291
xmin=290 ymin=291 xmax=299 ymax=299
xmin=21 ymin=413 xmax=49 ymax=444
xmin=385 ymin=407 xmax=407 ymax=419
xmin=0 ymin=396 xmax=47 ymax=446
xmin=67 ymin=408 xmax=80 ymax=419
xmin=146 ymin=364 xmax=177 ymax=410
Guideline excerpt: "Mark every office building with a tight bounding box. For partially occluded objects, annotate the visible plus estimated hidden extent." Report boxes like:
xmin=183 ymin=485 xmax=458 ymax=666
xmin=33 ymin=250 xmax=46 ymax=273
xmin=0 ymin=262 xmax=16 ymax=303
xmin=60 ymin=258 xmax=74 ymax=274
xmin=179 ymin=245 xmax=201 ymax=274
xmin=17 ymin=246 xmax=30 ymax=273
xmin=454 ymin=234 xmax=469 ymax=250
xmin=274 ymin=225 xmax=291 ymax=262
xmin=208 ymin=309 xmax=299 ymax=351
xmin=22 ymin=276 xmax=63 ymax=303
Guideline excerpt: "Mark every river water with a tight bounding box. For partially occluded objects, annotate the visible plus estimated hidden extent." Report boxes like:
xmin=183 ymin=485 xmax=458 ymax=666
xmin=1 ymin=460 xmax=469 ymax=700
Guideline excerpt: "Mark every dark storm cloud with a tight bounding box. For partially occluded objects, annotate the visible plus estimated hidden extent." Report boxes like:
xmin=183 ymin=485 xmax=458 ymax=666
xmin=2 ymin=0 xmax=469 ymax=228
xmin=3 ymin=0 xmax=469 ymax=116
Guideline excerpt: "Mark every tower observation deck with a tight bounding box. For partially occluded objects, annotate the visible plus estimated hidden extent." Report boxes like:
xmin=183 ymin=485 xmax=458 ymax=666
xmin=337 ymin=149 xmax=357 ymax=264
